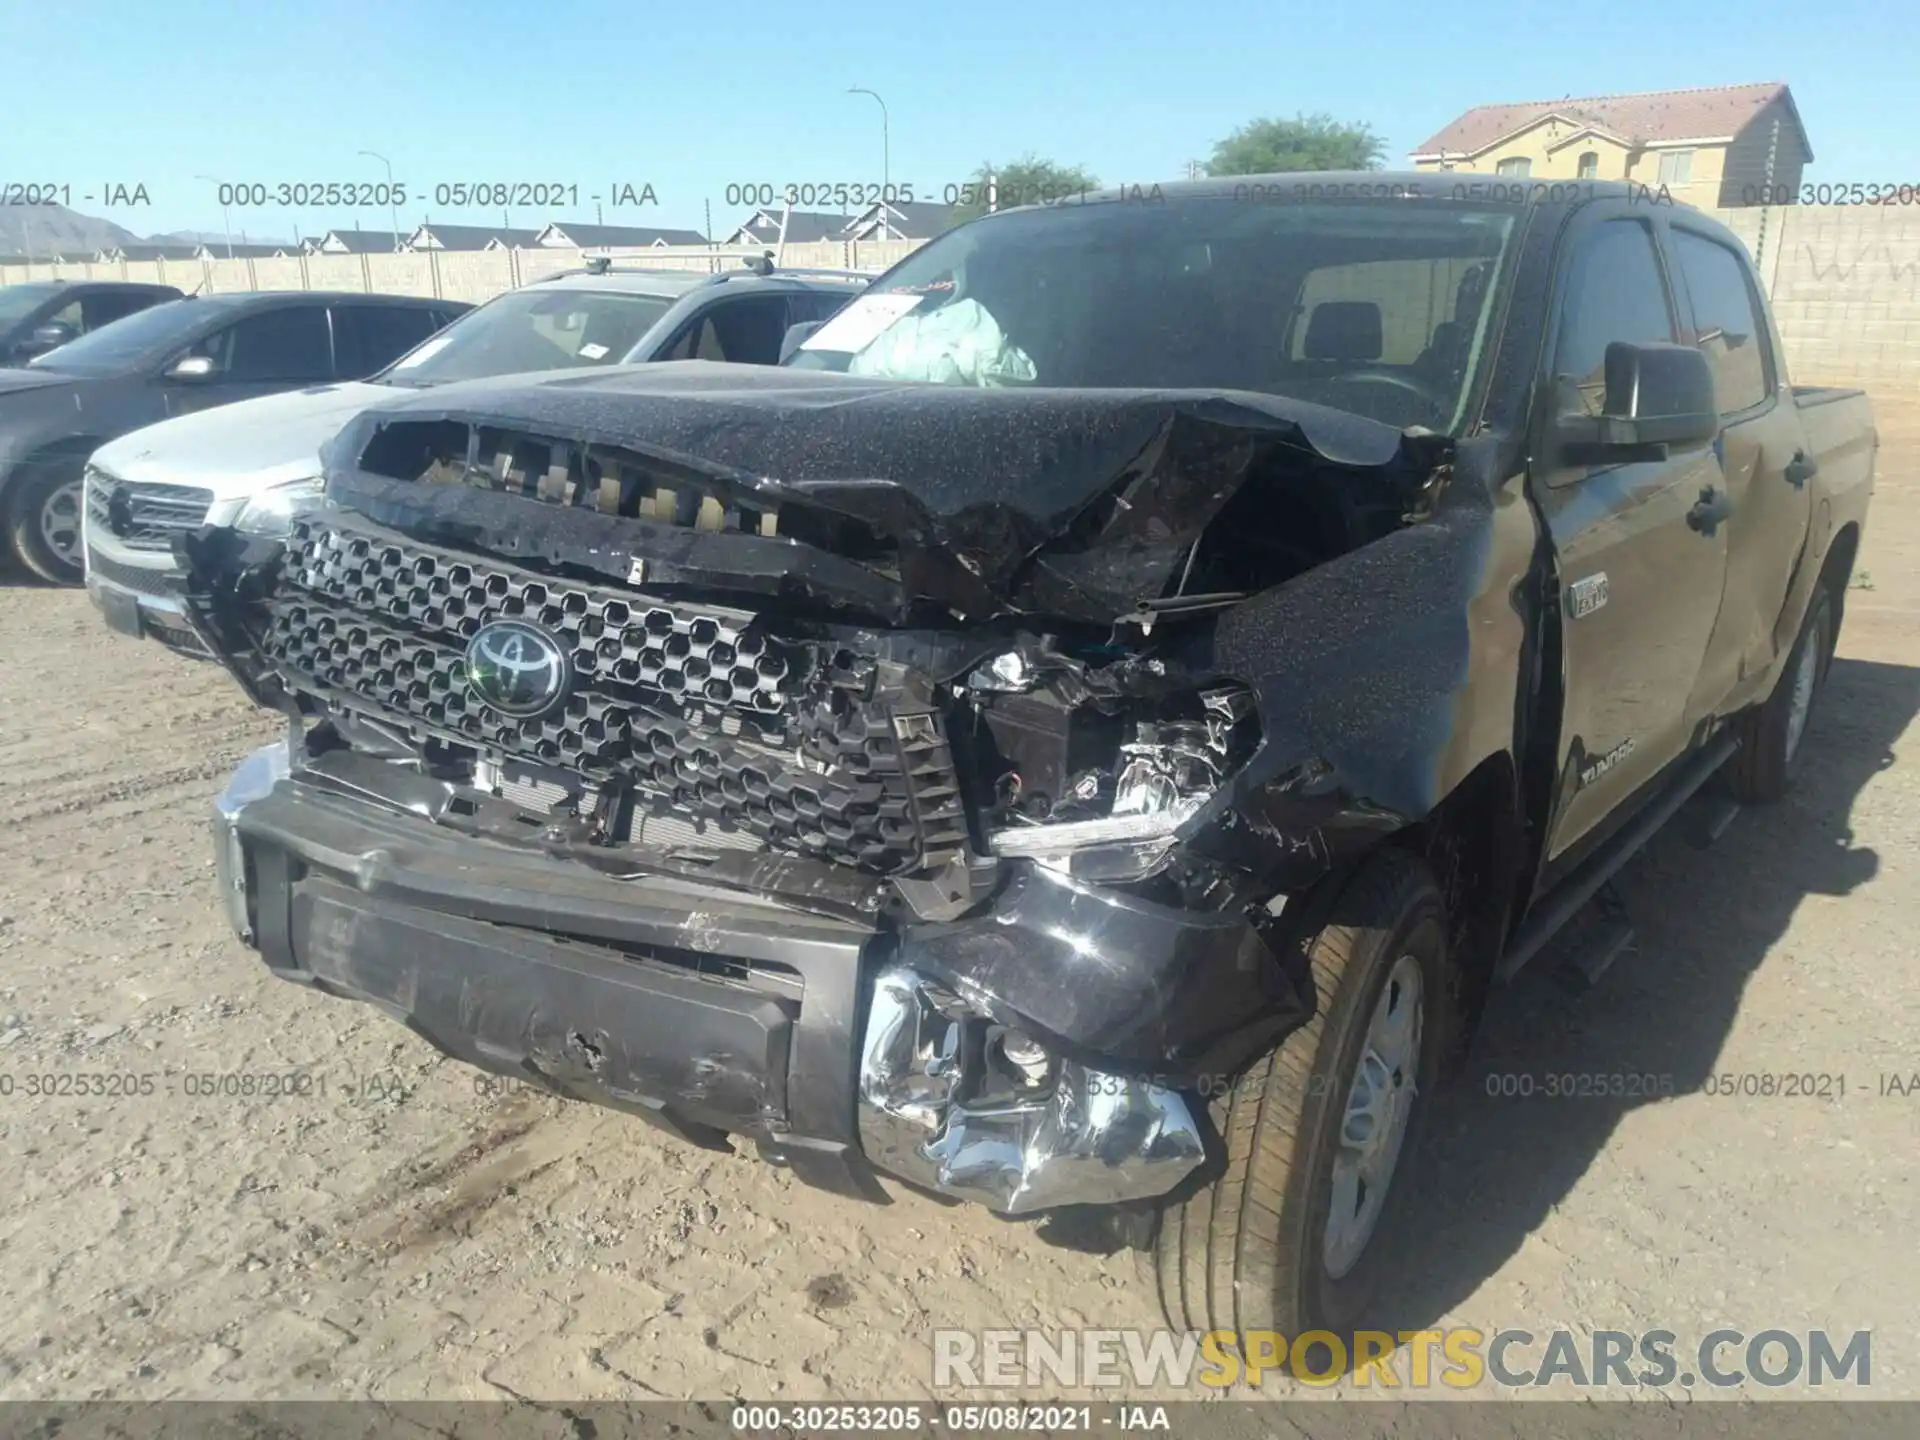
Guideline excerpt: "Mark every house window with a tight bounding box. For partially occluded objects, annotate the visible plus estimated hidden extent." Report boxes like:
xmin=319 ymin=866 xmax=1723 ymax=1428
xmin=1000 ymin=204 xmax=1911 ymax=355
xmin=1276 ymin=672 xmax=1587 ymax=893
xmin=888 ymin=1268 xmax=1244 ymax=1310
xmin=1495 ymin=157 xmax=1532 ymax=177
xmin=1657 ymin=149 xmax=1695 ymax=184
xmin=1577 ymin=151 xmax=1599 ymax=179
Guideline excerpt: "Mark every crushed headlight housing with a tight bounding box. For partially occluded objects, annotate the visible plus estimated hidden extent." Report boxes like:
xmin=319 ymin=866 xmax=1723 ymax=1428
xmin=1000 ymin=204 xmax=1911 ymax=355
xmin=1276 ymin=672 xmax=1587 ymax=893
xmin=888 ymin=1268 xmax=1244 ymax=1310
xmin=233 ymin=477 xmax=325 ymax=537
xmin=987 ymin=686 xmax=1253 ymax=882
xmin=966 ymin=649 xmax=1039 ymax=694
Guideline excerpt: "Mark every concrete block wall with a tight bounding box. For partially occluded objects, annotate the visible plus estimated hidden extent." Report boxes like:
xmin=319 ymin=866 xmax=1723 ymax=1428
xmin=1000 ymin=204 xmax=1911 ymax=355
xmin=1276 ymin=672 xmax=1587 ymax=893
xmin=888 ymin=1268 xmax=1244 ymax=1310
xmin=1760 ymin=205 xmax=1920 ymax=390
xmin=3 ymin=212 xmax=1912 ymax=394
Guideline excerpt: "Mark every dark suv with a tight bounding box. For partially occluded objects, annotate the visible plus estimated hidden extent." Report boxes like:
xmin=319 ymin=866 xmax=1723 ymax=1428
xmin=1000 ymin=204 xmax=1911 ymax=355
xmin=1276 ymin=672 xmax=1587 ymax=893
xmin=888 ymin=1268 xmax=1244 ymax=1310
xmin=0 ymin=280 xmax=184 ymax=366
xmin=0 ymin=290 xmax=467 ymax=582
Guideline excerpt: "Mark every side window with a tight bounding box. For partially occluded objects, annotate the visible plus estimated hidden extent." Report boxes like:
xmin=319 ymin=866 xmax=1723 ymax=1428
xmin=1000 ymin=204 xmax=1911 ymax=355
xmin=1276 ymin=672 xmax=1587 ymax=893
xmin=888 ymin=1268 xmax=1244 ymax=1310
xmin=1551 ymin=220 xmax=1675 ymax=418
xmin=1670 ymin=229 xmax=1771 ymax=414
xmin=332 ymin=305 xmax=444 ymax=377
xmin=658 ymin=322 xmax=701 ymax=362
xmin=661 ymin=295 xmax=794 ymax=365
xmin=699 ymin=295 xmax=794 ymax=365
xmin=199 ymin=306 xmax=333 ymax=382
xmin=81 ymin=291 xmax=157 ymax=332
xmin=43 ymin=298 xmax=84 ymax=332
xmin=791 ymin=291 xmax=853 ymax=326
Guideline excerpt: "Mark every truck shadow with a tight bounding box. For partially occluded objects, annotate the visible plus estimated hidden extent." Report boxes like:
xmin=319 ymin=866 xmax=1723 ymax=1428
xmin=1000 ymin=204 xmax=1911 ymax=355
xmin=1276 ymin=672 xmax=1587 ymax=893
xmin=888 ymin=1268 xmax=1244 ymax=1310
xmin=1383 ymin=653 xmax=1917 ymax=1335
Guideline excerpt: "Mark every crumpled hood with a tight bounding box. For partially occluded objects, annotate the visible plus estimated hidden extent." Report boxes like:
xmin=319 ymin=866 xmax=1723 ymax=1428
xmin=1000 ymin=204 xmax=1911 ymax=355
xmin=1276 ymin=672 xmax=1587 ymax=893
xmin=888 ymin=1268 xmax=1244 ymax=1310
xmin=92 ymin=381 xmax=390 ymax=498
xmin=328 ymin=361 xmax=1444 ymax=622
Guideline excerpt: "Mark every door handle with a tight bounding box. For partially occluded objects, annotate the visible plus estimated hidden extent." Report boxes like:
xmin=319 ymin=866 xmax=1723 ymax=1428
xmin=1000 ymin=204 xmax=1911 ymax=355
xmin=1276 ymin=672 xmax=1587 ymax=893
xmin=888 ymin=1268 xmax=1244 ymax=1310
xmin=1687 ymin=485 xmax=1733 ymax=536
xmin=1783 ymin=449 xmax=1818 ymax=489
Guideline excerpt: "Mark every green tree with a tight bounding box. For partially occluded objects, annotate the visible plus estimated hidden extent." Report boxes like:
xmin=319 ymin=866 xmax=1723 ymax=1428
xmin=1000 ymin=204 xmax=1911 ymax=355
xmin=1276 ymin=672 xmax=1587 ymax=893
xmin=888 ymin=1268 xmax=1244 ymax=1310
xmin=1204 ymin=114 xmax=1386 ymax=176
xmin=950 ymin=155 xmax=1101 ymax=221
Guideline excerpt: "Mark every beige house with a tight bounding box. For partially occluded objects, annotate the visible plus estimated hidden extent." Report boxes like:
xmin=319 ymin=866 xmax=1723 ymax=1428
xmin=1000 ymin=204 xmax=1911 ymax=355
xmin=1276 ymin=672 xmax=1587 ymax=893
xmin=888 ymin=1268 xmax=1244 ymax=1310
xmin=1410 ymin=82 xmax=1811 ymax=206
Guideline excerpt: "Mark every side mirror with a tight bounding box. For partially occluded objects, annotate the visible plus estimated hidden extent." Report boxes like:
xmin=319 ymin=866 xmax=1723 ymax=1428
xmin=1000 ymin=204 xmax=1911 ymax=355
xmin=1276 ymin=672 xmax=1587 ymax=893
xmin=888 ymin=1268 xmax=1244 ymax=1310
xmin=19 ymin=321 xmax=78 ymax=358
xmin=779 ymin=320 xmax=824 ymax=364
xmin=165 ymin=354 xmax=217 ymax=381
xmin=1553 ymin=342 xmax=1719 ymax=462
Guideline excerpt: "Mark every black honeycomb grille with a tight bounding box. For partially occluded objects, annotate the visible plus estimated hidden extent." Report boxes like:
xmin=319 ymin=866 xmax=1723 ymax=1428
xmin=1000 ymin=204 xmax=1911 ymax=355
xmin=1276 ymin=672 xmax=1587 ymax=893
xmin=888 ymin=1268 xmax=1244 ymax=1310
xmin=263 ymin=517 xmax=968 ymax=874
xmin=277 ymin=517 xmax=800 ymax=714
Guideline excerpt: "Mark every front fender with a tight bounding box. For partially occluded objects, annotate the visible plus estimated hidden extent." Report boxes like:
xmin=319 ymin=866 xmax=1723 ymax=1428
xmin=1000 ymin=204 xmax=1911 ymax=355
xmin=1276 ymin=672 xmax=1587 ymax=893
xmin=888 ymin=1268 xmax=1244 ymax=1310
xmin=1183 ymin=450 xmax=1541 ymax=891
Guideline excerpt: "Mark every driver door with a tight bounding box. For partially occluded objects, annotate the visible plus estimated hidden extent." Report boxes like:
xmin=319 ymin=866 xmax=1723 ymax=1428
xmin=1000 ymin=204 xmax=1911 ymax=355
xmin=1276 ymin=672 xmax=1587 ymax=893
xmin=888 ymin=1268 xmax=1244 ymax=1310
xmin=1531 ymin=212 xmax=1731 ymax=868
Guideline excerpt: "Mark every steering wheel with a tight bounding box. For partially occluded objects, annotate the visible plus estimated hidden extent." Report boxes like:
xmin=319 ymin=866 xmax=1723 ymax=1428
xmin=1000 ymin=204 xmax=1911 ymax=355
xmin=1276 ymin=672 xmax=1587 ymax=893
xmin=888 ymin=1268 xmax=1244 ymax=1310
xmin=1326 ymin=367 xmax=1448 ymax=408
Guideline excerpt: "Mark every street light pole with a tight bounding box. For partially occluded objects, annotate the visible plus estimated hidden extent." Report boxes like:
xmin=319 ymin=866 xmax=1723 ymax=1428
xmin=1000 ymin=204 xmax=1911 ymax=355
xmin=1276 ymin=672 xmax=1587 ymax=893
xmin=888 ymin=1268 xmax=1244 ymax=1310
xmin=847 ymin=87 xmax=890 ymax=207
xmin=359 ymin=150 xmax=402 ymax=250
xmin=195 ymin=174 xmax=234 ymax=258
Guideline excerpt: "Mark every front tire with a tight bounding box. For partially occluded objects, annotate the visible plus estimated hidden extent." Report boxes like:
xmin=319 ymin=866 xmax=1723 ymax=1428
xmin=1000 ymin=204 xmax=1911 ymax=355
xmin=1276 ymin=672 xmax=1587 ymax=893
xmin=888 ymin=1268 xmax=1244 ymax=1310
xmin=6 ymin=458 xmax=87 ymax=585
xmin=1153 ymin=849 xmax=1447 ymax=1355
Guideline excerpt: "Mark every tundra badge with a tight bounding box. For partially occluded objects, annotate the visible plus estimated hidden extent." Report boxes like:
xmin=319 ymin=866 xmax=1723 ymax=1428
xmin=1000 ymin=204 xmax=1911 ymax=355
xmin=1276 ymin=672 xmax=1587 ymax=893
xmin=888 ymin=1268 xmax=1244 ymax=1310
xmin=1568 ymin=573 xmax=1610 ymax=619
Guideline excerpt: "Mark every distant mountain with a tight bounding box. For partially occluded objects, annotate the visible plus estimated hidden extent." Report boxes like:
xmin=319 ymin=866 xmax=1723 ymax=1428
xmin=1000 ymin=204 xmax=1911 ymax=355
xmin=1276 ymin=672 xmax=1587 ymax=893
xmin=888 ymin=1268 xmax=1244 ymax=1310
xmin=0 ymin=203 xmax=144 ymax=258
xmin=148 ymin=229 xmax=235 ymax=246
xmin=0 ymin=207 xmax=271 ymax=258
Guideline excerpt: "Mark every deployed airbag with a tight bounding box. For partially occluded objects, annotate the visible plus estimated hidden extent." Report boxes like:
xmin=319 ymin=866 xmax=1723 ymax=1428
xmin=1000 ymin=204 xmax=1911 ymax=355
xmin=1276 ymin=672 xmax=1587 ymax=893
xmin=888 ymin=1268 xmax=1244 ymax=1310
xmin=845 ymin=298 xmax=1038 ymax=387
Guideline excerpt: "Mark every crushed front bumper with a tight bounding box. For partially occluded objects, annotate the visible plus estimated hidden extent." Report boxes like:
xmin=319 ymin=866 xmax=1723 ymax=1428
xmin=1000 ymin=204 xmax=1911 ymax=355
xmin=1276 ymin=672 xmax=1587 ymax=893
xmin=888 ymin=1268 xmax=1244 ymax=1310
xmin=213 ymin=743 xmax=1306 ymax=1213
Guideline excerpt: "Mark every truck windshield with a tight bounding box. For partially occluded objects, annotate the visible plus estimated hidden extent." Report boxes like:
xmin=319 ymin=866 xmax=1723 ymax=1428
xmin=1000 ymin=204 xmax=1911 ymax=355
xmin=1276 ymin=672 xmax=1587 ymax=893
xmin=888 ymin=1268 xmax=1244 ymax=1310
xmin=789 ymin=195 xmax=1518 ymax=434
xmin=375 ymin=288 xmax=675 ymax=386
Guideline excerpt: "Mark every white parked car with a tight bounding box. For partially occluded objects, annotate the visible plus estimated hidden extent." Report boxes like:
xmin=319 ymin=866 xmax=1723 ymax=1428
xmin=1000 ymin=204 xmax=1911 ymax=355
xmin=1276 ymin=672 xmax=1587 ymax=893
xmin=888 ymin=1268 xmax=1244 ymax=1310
xmin=83 ymin=262 xmax=863 ymax=653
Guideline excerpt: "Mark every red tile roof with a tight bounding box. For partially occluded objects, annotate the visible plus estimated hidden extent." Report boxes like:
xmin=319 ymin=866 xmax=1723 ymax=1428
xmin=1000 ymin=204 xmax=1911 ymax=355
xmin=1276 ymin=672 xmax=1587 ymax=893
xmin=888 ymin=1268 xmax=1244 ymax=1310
xmin=1413 ymin=82 xmax=1805 ymax=160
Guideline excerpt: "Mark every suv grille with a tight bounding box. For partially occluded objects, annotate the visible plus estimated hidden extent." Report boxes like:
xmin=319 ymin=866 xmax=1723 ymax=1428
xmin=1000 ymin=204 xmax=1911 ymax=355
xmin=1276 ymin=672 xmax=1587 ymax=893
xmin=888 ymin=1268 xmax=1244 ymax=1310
xmin=264 ymin=516 xmax=968 ymax=875
xmin=86 ymin=547 xmax=186 ymax=597
xmin=86 ymin=471 xmax=213 ymax=552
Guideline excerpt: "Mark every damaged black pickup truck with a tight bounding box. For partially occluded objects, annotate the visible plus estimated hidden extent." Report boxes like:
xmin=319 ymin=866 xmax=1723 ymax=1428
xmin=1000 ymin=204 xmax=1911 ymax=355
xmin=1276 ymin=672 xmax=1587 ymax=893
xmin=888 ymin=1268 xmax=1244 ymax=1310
xmin=183 ymin=175 xmax=1875 ymax=1340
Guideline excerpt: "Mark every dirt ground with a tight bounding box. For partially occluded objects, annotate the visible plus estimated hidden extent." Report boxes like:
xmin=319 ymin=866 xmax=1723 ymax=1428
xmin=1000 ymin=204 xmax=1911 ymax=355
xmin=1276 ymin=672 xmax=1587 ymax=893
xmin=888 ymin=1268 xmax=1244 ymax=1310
xmin=0 ymin=403 xmax=1915 ymax=1408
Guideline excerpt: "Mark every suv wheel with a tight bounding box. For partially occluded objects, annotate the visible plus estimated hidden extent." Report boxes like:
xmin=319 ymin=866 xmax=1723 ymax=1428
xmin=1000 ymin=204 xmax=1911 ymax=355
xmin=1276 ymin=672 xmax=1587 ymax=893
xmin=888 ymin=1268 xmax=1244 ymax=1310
xmin=6 ymin=459 xmax=87 ymax=584
xmin=1153 ymin=849 xmax=1447 ymax=1358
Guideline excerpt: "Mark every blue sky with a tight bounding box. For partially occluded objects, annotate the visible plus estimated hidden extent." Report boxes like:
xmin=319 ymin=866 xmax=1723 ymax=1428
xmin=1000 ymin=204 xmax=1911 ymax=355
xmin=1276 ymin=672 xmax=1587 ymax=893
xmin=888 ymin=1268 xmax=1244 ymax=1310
xmin=7 ymin=0 xmax=1915 ymax=242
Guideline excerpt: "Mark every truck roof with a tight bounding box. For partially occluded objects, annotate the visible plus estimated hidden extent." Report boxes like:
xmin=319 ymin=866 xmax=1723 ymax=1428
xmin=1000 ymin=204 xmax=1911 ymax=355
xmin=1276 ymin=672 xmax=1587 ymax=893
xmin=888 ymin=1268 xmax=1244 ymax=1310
xmin=1016 ymin=169 xmax=1705 ymax=213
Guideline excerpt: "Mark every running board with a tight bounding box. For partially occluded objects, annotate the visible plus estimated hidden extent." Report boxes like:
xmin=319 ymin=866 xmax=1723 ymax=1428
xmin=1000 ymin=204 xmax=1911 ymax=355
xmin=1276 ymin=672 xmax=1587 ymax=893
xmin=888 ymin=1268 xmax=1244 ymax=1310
xmin=1553 ymin=880 xmax=1636 ymax=994
xmin=1680 ymin=788 xmax=1743 ymax=848
xmin=1497 ymin=732 xmax=1738 ymax=984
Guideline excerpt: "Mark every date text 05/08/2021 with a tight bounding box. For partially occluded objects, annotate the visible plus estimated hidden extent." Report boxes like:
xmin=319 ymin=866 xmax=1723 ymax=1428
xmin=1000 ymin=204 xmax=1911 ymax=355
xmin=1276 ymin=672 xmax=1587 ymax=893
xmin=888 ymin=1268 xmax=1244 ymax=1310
xmin=205 ymin=181 xmax=659 ymax=210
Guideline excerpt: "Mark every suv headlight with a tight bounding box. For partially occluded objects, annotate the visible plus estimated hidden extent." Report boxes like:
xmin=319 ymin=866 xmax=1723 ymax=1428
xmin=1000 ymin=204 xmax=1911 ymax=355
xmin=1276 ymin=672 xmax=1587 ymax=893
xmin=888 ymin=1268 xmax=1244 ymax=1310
xmin=234 ymin=477 xmax=325 ymax=537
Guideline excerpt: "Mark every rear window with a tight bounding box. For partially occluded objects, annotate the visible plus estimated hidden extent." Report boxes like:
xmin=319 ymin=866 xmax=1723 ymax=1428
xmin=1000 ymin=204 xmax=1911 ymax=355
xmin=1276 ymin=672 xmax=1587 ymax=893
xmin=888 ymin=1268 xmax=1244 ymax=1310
xmin=1671 ymin=229 xmax=1772 ymax=413
xmin=333 ymin=304 xmax=449 ymax=378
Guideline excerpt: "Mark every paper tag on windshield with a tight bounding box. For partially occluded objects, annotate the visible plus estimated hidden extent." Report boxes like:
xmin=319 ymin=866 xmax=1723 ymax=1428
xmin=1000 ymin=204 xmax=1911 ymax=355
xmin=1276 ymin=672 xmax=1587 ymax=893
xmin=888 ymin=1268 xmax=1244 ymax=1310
xmin=801 ymin=292 xmax=923 ymax=354
xmin=579 ymin=342 xmax=610 ymax=361
xmin=390 ymin=334 xmax=453 ymax=370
